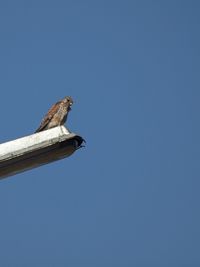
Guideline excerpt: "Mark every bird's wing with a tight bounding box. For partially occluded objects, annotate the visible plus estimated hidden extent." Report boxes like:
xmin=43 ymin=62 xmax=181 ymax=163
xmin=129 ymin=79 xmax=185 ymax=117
xmin=35 ymin=101 xmax=61 ymax=132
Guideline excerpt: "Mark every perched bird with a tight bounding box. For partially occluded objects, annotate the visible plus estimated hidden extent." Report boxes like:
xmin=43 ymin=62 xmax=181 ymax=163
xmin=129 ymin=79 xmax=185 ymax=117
xmin=35 ymin=96 xmax=73 ymax=133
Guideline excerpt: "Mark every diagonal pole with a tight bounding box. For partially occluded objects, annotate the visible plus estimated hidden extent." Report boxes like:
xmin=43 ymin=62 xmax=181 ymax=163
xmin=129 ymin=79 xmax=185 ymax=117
xmin=0 ymin=126 xmax=84 ymax=180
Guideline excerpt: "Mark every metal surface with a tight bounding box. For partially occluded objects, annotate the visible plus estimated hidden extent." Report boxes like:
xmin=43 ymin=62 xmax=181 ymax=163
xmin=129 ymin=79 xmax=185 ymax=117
xmin=0 ymin=126 xmax=84 ymax=179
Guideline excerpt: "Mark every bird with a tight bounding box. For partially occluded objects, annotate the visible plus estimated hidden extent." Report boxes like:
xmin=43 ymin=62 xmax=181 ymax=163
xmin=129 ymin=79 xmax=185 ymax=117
xmin=35 ymin=96 xmax=73 ymax=133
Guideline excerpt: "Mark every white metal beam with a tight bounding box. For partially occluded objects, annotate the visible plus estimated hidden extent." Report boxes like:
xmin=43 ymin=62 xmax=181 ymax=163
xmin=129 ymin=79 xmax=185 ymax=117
xmin=0 ymin=126 xmax=84 ymax=179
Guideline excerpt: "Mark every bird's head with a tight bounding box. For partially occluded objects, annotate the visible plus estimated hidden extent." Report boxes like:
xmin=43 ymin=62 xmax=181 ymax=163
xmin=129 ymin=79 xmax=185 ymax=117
xmin=64 ymin=96 xmax=73 ymax=110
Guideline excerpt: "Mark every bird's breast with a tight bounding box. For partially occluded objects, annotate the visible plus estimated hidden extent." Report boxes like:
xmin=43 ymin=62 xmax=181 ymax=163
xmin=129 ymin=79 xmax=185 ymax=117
xmin=54 ymin=105 xmax=68 ymax=122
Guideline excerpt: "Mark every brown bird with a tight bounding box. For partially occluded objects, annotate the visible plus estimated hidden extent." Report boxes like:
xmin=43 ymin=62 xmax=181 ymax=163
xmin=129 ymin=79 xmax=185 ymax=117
xmin=35 ymin=96 xmax=73 ymax=133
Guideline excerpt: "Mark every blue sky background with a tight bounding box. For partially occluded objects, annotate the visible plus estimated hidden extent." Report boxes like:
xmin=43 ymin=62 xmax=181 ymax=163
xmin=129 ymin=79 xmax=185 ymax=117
xmin=0 ymin=1 xmax=199 ymax=266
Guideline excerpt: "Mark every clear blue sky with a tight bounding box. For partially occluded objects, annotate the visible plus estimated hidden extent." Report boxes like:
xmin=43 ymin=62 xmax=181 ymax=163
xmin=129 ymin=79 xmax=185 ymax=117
xmin=0 ymin=1 xmax=199 ymax=266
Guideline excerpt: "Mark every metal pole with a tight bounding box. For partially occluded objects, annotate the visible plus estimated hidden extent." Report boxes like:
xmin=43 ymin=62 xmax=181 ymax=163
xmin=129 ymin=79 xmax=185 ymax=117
xmin=0 ymin=126 xmax=84 ymax=179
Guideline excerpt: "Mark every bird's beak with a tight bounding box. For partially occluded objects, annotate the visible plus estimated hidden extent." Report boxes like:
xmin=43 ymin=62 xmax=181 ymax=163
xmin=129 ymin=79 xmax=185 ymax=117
xmin=68 ymin=102 xmax=73 ymax=111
